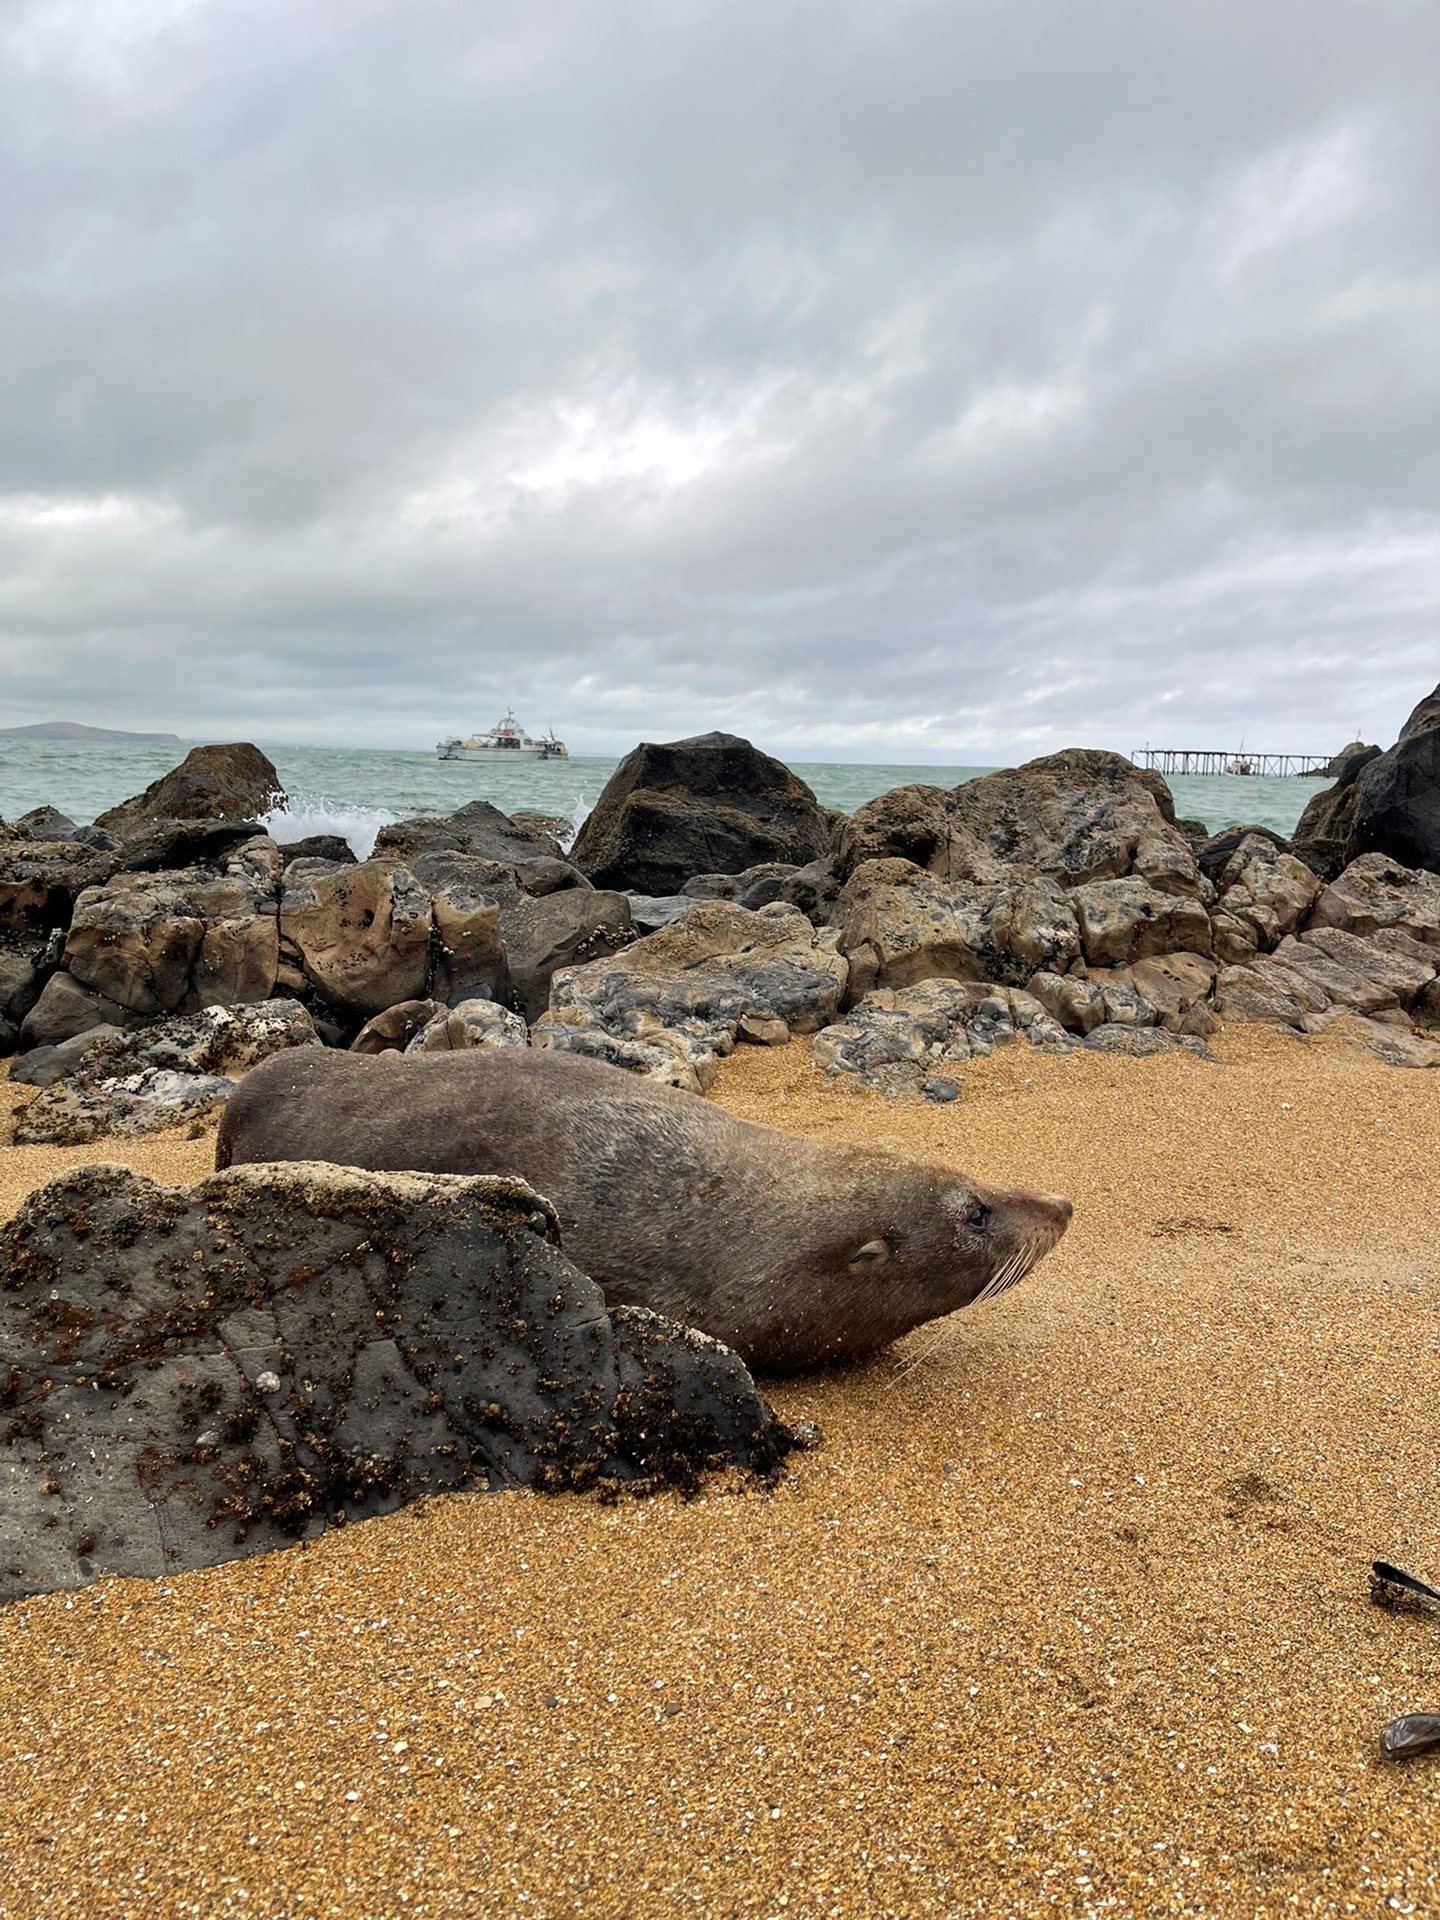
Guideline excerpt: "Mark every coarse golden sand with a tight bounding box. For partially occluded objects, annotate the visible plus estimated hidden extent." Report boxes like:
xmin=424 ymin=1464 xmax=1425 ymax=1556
xmin=2 ymin=1027 xmax=1439 ymax=1918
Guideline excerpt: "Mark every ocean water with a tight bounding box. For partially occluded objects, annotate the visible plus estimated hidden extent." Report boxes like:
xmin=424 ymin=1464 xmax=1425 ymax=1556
xmin=0 ymin=737 xmax=1328 ymax=857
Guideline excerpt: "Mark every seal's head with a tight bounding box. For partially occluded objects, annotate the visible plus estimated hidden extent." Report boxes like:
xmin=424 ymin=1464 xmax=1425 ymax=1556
xmin=747 ymin=1157 xmax=1072 ymax=1367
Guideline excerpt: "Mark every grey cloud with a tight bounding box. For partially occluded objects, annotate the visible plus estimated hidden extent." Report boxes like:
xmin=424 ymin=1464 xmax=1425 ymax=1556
xmin=1 ymin=0 xmax=1438 ymax=758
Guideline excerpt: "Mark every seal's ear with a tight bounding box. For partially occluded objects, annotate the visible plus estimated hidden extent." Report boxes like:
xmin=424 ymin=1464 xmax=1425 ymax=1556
xmin=847 ymin=1238 xmax=891 ymax=1267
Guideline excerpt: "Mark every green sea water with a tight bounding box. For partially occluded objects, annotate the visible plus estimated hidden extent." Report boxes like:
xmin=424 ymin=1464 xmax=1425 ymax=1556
xmin=0 ymin=737 xmax=1327 ymax=859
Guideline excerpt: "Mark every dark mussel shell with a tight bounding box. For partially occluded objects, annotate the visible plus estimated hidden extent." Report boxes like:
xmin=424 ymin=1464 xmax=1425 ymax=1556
xmin=1380 ymin=1714 xmax=1440 ymax=1760
xmin=1369 ymin=1561 xmax=1440 ymax=1615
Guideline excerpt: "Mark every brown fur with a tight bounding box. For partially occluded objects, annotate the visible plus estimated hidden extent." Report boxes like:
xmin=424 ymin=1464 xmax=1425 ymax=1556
xmin=216 ymin=1047 xmax=1071 ymax=1369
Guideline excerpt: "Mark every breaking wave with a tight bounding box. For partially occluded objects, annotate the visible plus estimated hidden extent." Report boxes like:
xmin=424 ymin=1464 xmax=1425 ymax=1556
xmin=259 ymin=800 xmax=397 ymax=863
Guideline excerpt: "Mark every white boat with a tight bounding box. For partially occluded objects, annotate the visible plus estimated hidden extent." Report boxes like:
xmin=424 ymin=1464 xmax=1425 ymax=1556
xmin=436 ymin=711 xmax=568 ymax=761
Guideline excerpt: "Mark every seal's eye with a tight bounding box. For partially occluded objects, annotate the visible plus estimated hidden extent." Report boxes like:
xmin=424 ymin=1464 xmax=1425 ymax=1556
xmin=963 ymin=1200 xmax=991 ymax=1233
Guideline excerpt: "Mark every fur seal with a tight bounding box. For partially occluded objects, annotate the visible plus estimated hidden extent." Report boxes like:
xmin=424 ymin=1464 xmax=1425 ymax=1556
xmin=216 ymin=1048 xmax=1071 ymax=1370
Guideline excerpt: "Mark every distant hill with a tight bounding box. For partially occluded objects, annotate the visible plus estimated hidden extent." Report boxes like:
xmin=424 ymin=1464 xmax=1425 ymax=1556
xmin=0 ymin=721 xmax=182 ymax=744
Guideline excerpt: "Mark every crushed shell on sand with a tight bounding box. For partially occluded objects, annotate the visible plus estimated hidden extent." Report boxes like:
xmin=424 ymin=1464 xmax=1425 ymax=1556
xmin=2 ymin=1023 xmax=1440 ymax=1917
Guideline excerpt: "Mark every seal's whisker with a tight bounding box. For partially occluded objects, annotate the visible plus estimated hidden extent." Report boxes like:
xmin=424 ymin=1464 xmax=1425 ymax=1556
xmin=891 ymin=1310 xmax=970 ymax=1381
xmin=973 ymin=1237 xmax=1043 ymax=1305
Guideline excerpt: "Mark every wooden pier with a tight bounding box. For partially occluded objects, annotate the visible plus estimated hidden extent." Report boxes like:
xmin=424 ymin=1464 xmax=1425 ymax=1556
xmin=1132 ymin=748 xmax=1332 ymax=779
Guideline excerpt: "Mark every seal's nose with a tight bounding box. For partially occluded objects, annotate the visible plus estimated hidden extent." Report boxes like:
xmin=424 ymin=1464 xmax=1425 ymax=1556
xmin=1040 ymin=1193 xmax=1073 ymax=1235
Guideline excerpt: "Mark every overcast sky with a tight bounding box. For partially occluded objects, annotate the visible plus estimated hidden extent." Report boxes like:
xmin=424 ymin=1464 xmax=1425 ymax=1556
xmin=2 ymin=0 xmax=1437 ymax=760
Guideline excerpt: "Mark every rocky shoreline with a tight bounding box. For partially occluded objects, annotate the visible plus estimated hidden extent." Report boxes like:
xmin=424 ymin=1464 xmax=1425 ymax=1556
xmin=5 ymin=697 xmax=1440 ymax=1142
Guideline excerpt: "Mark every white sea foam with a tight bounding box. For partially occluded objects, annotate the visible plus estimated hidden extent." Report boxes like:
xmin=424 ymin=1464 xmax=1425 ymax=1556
xmin=260 ymin=801 xmax=397 ymax=863
xmin=563 ymin=792 xmax=592 ymax=849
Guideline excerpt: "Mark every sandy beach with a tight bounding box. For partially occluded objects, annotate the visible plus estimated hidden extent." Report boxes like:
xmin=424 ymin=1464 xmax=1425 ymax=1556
xmin=2 ymin=1028 xmax=1438 ymax=1917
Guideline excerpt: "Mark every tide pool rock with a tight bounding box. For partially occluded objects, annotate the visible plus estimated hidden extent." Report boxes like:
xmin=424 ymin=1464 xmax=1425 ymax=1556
xmin=811 ymin=978 xmax=1072 ymax=1096
xmin=406 ymin=998 xmax=528 ymax=1051
xmin=534 ymin=900 xmax=847 ymax=1093
xmin=12 ymin=1001 xmax=319 ymax=1145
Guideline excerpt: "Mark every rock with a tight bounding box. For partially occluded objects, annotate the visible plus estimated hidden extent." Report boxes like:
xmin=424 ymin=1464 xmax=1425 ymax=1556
xmin=1245 ymin=953 xmax=1331 ymax=1016
xmin=1082 ymin=969 xmax=1160 ymax=1028
xmin=14 ymin=1065 xmax=238 ymax=1140
xmin=1026 ymin=969 xmax=1107 ymax=1035
xmin=499 ymin=888 xmax=634 ymax=1022
xmin=1195 ymin=824 xmax=1300 ymax=883
xmin=1209 ymin=910 xmax=1261 ymax=967
xmin=1028 ymin=954 xmax=1218 ymax=1038
xmin=12 ymin=1001 xmax=320 ymax=1145
xmin=1212 ymin=966 xmax=1308 ymax=1027
xmin=8 ymin=1026 xmax=128 ymax=1089
xmin=1300 ymin=925 xmax=1438 ymax=1003
xmin=281 ymin=860 xmax=432 ymax=1019
xmin=837 ymin=860 xmax=1082 ymax=1001
xmin=64 ymin=860 xmax=280 ymax=1016
xmin=0 ymin=949 xmax=43 ymax=1026
xmin=112 ymin=818 xmax=264 ymax=875
xmin=1068 ymin=877 xmax=1212 ymax=967
xmin=549 ymin=899 xmax=845 ymax=1041
xmin=836 ymin=749 xmax=1202 ymax=895
xmin=570 ymin=733 xmax=832 ymax=894
xmin=684 ymin=863 xmax=803 ymax=910
xmin=0 ymin=1163 xmax=793 ymax=1601
xmin=1127 ymin=953 xmax=1221 ymax=1036
xmin=1264 ymin=936 xmax=1399 ymax=1016
xmin=811 ymin=979 xmax=1072 ymax=1095
xmin=736 ymin=1011 xmax=790 ymax=1046
xmin=1210 ymin=835 xmax=1321 ymax=951
xmin=772 ymin=856 xmax=843 ymax=926
xmin=275 ymin=834 xmax=356 ymax=866
xmin=374 ymin=800 xmax=563 ymax=867
xmin=535 ymin=902 xmax=846 ymax=1091
xmin=95 ymin=743 xmax=284 ymax=839
xmin=407 ymin=999 xmax=528 ymax=1051
xmin=1301 ymin=1011 xmax=1440 ymax=1069
xmin=18 ymin=972 xmax=127 ymax=1049
xmin=12 ymin=806 xmax=78 ymax=841
xmin=513 ymin=857 xmax=591 ymax=898
xmin=1320 ymin=741 xmax=1381 ymax=781
xmin=1308 ymin=853 xmax=1440 ymax=947
xmin=1081 ymin=1025 xmax=1216 ymax=1061
xmin=351 ymin=1000 xmax=445 ymax=1054
xmin=532 ymin=1015 xmax=719 ymax=1094
xmin=510 ymin=810 xmax=573 ymax=848
xmin=0 ymin=839 xmax=119 ymax=938
xmin=1293 ymin=688 xmax=1440 ymax=879
xmin=625 ymin=894 xmax=701 ymax=932
xmin=410 ymin=852 xmax=513 ymax=1008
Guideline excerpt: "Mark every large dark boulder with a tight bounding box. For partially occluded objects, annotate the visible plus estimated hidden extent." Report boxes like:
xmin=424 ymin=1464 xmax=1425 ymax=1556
xmin=835 ymin=749 xmax=1202 ymax=896
xmin=0 ymin=1163 xmax=793 ymax=1602
xmin=1294 ymin=688 xmax=1440 ymax=880
xmin=94 ymin=743 xmax=284 ymax=839
xmin=570 ymin=733 xmax=833 ymax=894
xmin=1319 ymin=741 xmax=1381 ymax=781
